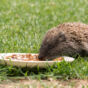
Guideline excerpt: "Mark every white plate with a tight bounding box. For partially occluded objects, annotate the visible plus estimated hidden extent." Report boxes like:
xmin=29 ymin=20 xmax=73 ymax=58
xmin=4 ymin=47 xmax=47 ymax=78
xmin=0 ymin=53 xmax=75 ymax=68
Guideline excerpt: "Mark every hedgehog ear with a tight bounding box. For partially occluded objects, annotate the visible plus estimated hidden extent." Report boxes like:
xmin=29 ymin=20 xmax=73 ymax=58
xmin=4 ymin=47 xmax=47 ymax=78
xmin=58 ymin=32 xmax=66 ymax=42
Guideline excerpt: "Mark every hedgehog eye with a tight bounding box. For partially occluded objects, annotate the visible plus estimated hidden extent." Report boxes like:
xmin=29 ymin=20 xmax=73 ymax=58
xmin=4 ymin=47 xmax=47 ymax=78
xmin=48 ymin=44 xmax=55 ymax=49
xmin=58 ymin=32 xmax=66 ymax=42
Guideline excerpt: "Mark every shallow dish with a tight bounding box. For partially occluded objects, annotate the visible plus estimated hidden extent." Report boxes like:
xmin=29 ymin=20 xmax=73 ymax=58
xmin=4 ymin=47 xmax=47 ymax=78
xmin=0 ymin=53 xmax=74 ymax=68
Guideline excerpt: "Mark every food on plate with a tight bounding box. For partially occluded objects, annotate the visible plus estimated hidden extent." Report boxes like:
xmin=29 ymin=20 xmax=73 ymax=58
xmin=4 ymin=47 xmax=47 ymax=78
xmin=5 ymin=54 xmax=39 ymax=61
xmin=53 ymin=57 xmax=64 ymax=61
xmin=4 ymin=54 xmax=64 ymax=61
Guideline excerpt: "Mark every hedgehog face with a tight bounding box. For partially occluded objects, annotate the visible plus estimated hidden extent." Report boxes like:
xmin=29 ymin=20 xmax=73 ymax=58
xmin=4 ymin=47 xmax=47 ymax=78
xmin=38 ymin=41 xmax=56 ymax=60
xmin=38 ymin=32 xmax=66 ymax=60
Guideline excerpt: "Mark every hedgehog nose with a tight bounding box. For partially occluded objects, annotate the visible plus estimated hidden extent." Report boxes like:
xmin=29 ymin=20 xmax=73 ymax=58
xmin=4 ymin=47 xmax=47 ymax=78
xmin=38 ymin=55 xmax=43 ymax=59
xmin=38 ymin=55 xmax=44 ymax=60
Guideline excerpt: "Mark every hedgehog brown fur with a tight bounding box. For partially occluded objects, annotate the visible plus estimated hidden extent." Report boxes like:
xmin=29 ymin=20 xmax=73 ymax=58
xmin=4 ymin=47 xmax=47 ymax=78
xmin=38 ymin=22 xmax=88 ymax=60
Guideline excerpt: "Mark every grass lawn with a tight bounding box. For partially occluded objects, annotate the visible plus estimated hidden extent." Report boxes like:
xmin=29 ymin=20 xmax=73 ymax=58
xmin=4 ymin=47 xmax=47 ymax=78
xmin=0 ymin=0 xmax=88 ymax=86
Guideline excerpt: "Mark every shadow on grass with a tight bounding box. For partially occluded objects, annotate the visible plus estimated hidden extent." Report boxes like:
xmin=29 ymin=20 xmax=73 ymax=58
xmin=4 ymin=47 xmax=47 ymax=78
xmin=0 ymin=56 xmax=88 ymax=81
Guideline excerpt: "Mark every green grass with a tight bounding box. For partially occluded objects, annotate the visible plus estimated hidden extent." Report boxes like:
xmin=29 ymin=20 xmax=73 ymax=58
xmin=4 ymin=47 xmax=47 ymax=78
xmin=0 ymin=0 xmax=88 ymax=81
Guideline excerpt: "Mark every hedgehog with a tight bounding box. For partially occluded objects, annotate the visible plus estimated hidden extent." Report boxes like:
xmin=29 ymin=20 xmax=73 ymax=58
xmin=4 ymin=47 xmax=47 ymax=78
xmin=38 ymin=22 xmax=88 ymax=60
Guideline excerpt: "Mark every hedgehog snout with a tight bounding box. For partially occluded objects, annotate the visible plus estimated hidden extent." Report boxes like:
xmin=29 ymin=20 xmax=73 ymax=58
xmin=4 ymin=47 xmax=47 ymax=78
xmin=38 ymin=54 xmax=45 ymax=60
